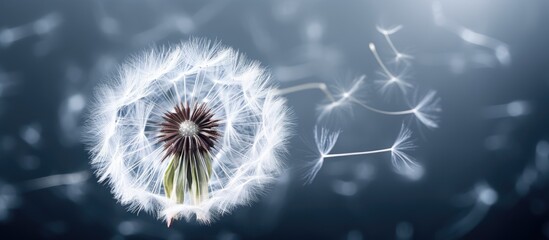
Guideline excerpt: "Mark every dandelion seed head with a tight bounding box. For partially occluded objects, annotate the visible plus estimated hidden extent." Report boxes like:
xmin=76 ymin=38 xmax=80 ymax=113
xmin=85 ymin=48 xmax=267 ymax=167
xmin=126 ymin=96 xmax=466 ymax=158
xmin=85 ymin=39 xmax=291 ymax=224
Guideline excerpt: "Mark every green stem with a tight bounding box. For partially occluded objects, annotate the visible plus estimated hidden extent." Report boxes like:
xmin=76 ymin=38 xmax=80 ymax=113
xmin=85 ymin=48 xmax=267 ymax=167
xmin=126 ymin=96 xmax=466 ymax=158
xmin=163 ymin=153 xmax=212 ymax=205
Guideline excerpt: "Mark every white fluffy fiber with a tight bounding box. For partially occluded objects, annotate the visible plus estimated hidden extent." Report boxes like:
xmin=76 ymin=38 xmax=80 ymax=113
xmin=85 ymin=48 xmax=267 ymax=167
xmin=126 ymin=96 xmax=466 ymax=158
xmin=85 ymin=39 xmax=291 ymax=223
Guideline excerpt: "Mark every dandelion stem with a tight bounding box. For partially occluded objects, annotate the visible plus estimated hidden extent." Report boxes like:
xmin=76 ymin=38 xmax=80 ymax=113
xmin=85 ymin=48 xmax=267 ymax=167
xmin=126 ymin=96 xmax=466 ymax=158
xmin=369 ymin=43 xmax=395 ymax=79
xmin=275 ymin=82 xmax=336 ymax=102
xmin=324 ymin=147 xmax=392 ymax=158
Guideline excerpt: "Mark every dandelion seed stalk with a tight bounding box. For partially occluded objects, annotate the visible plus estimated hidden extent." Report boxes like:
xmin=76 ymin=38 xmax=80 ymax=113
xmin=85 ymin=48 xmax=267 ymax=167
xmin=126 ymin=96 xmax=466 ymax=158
xmin=323 ymin=147 xmax=392 ymax=158
xmin=350 ymin=99 xmax=416 ymax=115
xmin=274 ymin=82 xmax=336 ymax=102
xmin=384 ymin=33 xmax=401 ymax=59
xmin=369 ymin=43 xmax=395 ymax=79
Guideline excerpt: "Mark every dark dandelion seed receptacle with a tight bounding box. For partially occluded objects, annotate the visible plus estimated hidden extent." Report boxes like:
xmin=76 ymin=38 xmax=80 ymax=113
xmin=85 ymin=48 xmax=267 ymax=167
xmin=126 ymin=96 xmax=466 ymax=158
xmin=158 ymin=103 xmax=220 ymax=158
xmin=158 ymin=103 xmax=221 ymax=205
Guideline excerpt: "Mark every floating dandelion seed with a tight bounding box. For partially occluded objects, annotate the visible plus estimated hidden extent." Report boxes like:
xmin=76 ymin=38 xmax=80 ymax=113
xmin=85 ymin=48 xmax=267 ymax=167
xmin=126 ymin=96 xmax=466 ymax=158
xmin=437 ymin=182 xmax=498 ymax=240
xmin=431 ymin=1 xmax=510 ymax=66
xmin=376 ymin=25 xmax=414 ymax=64
xmin=351 ymin=90 xmax=441 ymax=129
xmin=369 ymin=43 xmax=413 ymax=95
xmin=85 ymin=39 xmax=290 ymax=225
xmin=303 ymin=127 xmax=340 ymax=184
xmin=305 ymin=125 xmax=420 ymax=183
xmin=316 ymin=75 xmax=365 ymax=121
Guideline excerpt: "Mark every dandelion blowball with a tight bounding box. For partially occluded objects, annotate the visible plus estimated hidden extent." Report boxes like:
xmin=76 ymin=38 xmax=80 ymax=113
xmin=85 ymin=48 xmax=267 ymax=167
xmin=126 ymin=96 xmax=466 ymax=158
xmin=86 ymin=39 xmax=291 ymax=225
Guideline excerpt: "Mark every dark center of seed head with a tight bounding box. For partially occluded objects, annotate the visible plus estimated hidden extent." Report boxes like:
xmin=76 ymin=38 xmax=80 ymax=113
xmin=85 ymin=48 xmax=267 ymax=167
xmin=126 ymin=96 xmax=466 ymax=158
xmin=158 ymin=103 xmax=221 ymax=161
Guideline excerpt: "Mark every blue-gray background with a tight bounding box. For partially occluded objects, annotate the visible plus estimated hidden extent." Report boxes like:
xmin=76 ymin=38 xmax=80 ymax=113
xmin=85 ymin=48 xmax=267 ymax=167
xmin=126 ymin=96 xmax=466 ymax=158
xmin=0 ymin=0 xmax=548 ymax=239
